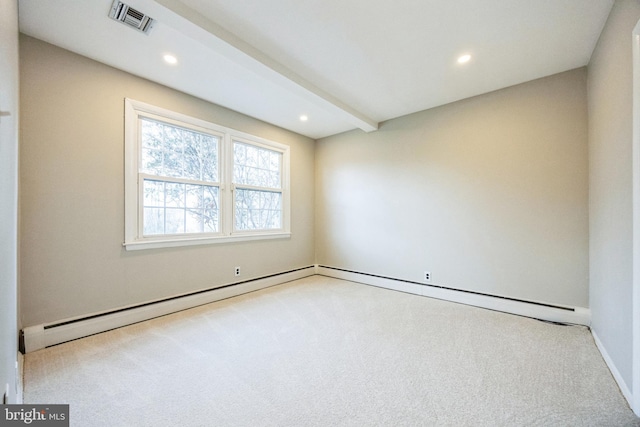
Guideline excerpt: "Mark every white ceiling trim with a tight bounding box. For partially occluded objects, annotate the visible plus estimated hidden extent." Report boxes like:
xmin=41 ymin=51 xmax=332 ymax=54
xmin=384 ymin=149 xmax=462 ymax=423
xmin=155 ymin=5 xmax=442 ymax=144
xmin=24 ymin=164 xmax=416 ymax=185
xmin=151 ymin=0 xmax=379 ymax=133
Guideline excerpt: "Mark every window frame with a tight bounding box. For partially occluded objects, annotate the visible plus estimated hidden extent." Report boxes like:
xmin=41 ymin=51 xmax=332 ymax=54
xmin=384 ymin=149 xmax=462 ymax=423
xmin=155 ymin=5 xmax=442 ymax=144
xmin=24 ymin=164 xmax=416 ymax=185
xmin=231 ymin=136 xmax=287 ymax=235
xmin=124 ymin=99 xmax=291 ymax=251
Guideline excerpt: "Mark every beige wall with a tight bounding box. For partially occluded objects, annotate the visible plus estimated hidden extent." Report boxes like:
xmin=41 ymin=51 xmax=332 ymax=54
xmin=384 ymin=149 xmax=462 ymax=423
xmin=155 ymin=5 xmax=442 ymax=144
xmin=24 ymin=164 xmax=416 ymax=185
xmin=19 ymin=35 xmax=315 ymax=327
xmin=588 ymin=0 xmax=640 ymax=396
xmin=316 ymin=68 xmax=589 ymax=308
xmin=0 ymin=0 xmax=19 ymax=404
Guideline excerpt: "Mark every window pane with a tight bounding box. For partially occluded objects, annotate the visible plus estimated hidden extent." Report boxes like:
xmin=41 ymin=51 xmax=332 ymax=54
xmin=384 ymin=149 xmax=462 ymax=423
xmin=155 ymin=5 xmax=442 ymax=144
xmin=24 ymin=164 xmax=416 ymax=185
xmin=164 ymin=145 xmax=184 ymax=178
xmin=202 ymin=136 xmax=218 ymax=182
xmin=185 ymin=208 xmax=203 ymax=233
xmin=203 ymin=187 xmax=219 ymax=232
xmin=185 ymin=186 xmax=219 ymax=233
xmin=165 ymin=208 xmax=185 ymax=234
xmin=140 ymin=117 xmax=219 ymax=183
xmin=165 ymin=182 xmax=185 ymax=208
xmin=141 ymin=119 xmax=163 ymax=149
xmin=183 ymin=132 xmax=219 ymax=182
xmin=142 ymin=178 xmax=219 ymax=236
xmin=186 ymin=184 xmax=202 ymax=208
xmin=141 ymin=148 xmax=164 ymax=175
xmin=143 ymin=208 xmax=164 ymax=236
xmin=235 ymin=189 xmax=282 ymax=230
xmin=233 ymin=142 xmax=281 ymax=188
xmin=143 ymin=180 xmax=164 ymax=207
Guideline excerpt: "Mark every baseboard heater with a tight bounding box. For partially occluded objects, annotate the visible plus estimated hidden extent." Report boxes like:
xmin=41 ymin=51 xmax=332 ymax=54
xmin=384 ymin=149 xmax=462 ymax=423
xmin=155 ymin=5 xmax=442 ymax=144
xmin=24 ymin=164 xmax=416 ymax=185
xmin=22 ymin=266 xmax=316 ymax=353
xmin=316 ymin=265 xmax=590 ymax=326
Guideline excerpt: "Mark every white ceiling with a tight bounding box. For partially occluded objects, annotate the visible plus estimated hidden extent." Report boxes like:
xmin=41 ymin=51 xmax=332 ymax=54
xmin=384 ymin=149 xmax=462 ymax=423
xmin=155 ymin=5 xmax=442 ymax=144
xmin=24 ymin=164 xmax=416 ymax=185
xmin=18 ymin=0 xmax=614 ymax=139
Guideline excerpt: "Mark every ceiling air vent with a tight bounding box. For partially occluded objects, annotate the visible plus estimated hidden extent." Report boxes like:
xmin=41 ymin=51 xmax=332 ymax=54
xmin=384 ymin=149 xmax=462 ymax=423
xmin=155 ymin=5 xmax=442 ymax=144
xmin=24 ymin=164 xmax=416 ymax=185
xmin=109 ymin=1 xmax=154 ymax=34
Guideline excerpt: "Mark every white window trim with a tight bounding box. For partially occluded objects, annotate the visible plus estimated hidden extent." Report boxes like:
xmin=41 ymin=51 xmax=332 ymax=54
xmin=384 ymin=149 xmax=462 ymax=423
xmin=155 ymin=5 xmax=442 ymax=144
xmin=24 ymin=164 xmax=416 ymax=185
xmin=124 ymin=99 xmax=291 ymax=251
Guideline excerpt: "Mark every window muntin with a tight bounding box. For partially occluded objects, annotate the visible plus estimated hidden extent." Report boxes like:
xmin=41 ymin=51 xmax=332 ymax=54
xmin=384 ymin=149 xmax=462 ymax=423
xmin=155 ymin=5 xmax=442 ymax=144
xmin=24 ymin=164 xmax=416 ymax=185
xmin=234 ymin=188 xmax=282 ymax=231
xmin=138 ymin=117 xmax=221 ymax=238
xmin=124 ymin=99 xmax=290 ymax=250
xmin=142 ymin=179 xmax=219 ymax=235
xmin=233 ymin=140 xmax=284 ymax=231
xmin=140 ymin=118 xmax=219 ymax=181
xmin=233 ymin=141 xmax=281 ymax=188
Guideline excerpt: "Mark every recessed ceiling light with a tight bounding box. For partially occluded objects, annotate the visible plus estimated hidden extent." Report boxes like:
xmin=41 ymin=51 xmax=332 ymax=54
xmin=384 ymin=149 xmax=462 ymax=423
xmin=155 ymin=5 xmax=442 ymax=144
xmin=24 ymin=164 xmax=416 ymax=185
xmin=163 ymin=54 xmax=178 ymax=65
xmin=457 ymin=54 xmax=472 ymax=64
xmin=299 ymin=115 xmax=308 ymax=122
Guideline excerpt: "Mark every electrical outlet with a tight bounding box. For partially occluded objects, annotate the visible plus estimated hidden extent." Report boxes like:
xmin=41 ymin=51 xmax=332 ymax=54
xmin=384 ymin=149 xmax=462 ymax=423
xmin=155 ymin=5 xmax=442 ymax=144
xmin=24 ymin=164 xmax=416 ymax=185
xmin=423 ymin=271 xmax=432 ymax=283
xmin=234 ymin=266 xmax=241 ymax=277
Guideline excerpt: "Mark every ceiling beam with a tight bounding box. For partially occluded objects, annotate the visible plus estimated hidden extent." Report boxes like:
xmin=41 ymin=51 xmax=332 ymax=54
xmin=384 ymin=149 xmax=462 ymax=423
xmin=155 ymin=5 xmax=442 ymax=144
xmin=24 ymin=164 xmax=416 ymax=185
xmin=149 ymin=0 xmax=379 ymax=133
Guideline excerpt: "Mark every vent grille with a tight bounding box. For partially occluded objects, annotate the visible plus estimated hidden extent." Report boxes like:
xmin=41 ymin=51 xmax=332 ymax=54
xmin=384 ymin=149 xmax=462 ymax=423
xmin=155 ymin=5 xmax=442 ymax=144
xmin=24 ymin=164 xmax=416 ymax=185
xmin=109 ymin=1 xmax=154 ymax=34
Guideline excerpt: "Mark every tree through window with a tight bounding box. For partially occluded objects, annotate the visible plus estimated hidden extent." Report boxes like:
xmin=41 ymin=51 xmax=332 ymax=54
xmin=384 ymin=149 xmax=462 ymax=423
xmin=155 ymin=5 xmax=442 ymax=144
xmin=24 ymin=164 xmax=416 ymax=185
xmin=233 ymin=141 xmax=283 ymax=231
xmin=140 ymin=118 xmax=220 ymax=236
xmin=124 ymin=99 xmax=290 ymax=250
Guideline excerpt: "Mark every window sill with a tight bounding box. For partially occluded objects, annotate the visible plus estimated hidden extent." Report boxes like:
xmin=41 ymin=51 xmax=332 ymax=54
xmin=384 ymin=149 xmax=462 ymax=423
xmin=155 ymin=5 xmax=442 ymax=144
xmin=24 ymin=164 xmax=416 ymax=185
xmin=123 ymin=232 xmax=291 ymax=251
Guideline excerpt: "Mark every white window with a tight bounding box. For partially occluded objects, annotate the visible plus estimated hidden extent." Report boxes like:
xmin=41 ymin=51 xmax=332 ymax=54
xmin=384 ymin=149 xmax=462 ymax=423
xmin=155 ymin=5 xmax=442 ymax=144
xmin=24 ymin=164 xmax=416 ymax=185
xmin=233 ymin=139 xmax=284 ymax=232
xmin=124 ymin=99 xmax=290 ymax=250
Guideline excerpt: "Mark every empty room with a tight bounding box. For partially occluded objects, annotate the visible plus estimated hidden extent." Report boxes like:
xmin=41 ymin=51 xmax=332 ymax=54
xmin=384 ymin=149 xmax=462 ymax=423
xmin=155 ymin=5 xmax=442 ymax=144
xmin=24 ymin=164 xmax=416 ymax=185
xmin=2 ymin=0 xmax=640 ymax=425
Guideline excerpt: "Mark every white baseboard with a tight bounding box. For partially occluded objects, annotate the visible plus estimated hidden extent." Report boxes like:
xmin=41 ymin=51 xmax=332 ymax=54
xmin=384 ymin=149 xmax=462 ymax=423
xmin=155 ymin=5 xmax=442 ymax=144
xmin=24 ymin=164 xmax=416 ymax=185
xmin=21 ymin=266 xmax=592 ymax=354
xmin=316 ymin=266 xmax=591 ymax=326
xmin=23 ymin=267 xmax=315 ymax=353
xmin=592 ymin=330 xmax=633 ymax=408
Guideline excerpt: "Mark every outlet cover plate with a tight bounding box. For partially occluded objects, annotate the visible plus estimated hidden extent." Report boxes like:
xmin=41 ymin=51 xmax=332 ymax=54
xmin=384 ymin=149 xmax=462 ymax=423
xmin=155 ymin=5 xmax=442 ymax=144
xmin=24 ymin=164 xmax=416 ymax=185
xmin=423 ymin=271 xmax=432 ymax=284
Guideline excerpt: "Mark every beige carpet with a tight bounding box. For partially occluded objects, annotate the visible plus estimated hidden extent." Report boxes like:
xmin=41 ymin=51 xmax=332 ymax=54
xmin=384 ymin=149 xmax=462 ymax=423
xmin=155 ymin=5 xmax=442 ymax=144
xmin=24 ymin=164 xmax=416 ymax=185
xmin=24 ymin=276 xmax=639 ymax=426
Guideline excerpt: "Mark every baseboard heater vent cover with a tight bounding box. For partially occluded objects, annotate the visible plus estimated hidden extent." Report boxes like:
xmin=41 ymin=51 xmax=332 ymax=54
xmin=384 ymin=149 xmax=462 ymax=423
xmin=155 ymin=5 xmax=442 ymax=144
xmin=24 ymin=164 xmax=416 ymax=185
xmin=22 ymin=266 xmax=315 ymax=353
xmin=316 ymin=265 xmax=590 ymax=326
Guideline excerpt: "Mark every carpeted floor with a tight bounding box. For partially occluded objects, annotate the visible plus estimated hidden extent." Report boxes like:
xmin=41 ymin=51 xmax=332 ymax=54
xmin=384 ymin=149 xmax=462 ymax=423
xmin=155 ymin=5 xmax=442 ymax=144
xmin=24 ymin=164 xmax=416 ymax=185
xmin=24 ymin=276 xmax=639 ymax=426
